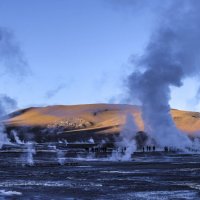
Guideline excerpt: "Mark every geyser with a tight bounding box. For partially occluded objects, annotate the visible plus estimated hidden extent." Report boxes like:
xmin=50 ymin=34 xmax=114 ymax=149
xmin=25 ymin=142 xmax=36 ymax=166
xmin=0 ymin=27 xmax=29 ymax=148
xmin=0 ymin=95 xmax=17 ymax=148
xmin=112 ymin=113 xmax=138 ymax=161
xmin=126 ymin=0 xmax=200 ymax=148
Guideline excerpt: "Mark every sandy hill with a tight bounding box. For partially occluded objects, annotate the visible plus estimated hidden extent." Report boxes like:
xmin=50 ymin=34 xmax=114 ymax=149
xmin=3 ymin=104 xmax=200 ymax=139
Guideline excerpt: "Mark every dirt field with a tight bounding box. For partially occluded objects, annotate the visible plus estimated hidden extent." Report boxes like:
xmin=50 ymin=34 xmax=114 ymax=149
xmin=0 ymin=144 xmax=200 ymax=199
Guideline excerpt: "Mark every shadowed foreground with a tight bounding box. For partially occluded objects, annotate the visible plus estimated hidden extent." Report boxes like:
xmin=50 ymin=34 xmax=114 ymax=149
xmin=0 ymin=146 xmax=200 ymax=199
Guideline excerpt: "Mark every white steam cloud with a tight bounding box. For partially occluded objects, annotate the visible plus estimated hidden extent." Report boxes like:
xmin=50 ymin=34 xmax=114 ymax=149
xmin=126 ymin=0 xmax=200 ymax=148
xmin=120 ymin=113 xmax=138 ymax=160
xmin=112 ymin=113 xmax=138 ymax=161
xmin=0 ymin=27 xmax=29 ymax=77
xmin=0 ymin=27 xmax=29 ymax=148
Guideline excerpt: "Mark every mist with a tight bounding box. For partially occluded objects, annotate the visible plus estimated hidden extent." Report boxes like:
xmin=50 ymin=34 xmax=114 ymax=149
xmin=0 ymin=27 xmax=29 ymax=77
xmin=119 ymin=113 xmax=138 ymax=160
xmin=0 ymin=27 xmax=28 ymax=117
xmin=0 ymin=27 xmax=29 ymax=147
xmin=125 ymin=0 xmax=200 ymax=148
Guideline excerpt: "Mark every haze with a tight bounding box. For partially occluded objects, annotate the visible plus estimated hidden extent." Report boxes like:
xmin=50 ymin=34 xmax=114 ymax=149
xmin=0 ymin=0 xmax=198 ymax=111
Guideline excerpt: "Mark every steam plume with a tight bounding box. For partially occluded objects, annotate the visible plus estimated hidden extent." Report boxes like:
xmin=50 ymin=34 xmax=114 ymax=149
xmin=0 ymin=95 xmax=17 ymax=147
xmin=25 ymin=142 xmax=36 ymax=166
xmin=0 ymin=27 xmax=29 ymax=77
xmin=0 ymin=94 xmax=17 ymax=116
xmin=110 ymin=113 xmax=138 ymax=161
xmin=0 ymin=27 xmax=29 ymax=147
xmin=119 ymin=113 xmax=138 ymax=160
xmin=0 ymin=27 xmax=28 ymax=116
xmin=127 ymin=0 xmax=200 ymax=147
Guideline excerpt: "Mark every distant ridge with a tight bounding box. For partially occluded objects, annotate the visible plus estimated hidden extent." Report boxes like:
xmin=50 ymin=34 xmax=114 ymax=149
xmin=3 ymin=104 xmax=200 ymax=138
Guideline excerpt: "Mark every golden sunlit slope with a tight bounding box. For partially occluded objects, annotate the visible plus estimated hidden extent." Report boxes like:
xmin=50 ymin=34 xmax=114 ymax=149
xmin=4 ymin=104 xmax=200 ymax=135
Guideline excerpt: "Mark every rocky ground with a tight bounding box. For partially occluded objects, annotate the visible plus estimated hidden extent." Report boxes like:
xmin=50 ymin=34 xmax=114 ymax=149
xmin=0 ymin=144 xmax=200 ymax=199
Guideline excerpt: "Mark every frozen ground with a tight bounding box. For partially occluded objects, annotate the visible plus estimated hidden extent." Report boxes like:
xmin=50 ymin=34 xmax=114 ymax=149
xmin=0 ymin=144 xmax=200 ymax=199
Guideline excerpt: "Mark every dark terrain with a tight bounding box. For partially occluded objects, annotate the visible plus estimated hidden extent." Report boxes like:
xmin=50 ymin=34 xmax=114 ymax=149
xmin=0 ymin=144 xmax=200 ymax=199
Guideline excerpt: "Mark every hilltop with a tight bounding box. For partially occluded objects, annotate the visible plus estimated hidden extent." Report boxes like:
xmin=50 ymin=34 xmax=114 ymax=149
xmin=3 ymin=104 xmax=200 ymax=142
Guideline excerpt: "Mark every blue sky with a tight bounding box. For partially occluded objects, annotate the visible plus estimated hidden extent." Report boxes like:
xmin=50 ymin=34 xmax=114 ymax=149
xmin=0 ymin=0 xmax=198 ymax=111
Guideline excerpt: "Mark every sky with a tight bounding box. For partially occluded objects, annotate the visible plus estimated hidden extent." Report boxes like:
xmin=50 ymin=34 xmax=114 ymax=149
xmin=0 ymin=0 xmax=199 ymax=111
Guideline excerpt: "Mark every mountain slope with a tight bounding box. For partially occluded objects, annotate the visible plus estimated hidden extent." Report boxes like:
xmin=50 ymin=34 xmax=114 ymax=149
xmin=4 ymin=104 xmax=200 ymax=137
